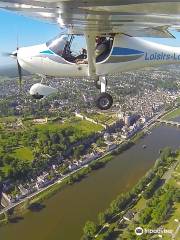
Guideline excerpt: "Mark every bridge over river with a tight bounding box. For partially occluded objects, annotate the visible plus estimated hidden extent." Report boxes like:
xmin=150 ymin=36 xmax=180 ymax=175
xmin=157 ymin=119 xmax=180 ymax=127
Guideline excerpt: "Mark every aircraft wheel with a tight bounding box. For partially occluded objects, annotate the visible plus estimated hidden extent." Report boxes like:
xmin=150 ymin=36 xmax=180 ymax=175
xmin=96 ymin=93 xmax=113 ymax=110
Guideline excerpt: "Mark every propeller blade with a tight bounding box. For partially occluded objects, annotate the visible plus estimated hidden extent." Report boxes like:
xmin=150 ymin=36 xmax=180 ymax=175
xmin=1 ymin=51 xmax=17 ymax=57
xmin=2 ymin=52 xmax=11 ymax=57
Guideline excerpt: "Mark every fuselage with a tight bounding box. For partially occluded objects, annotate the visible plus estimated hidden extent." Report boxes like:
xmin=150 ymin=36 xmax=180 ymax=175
xmin=17 ymin=34 xmax=180 ymax=77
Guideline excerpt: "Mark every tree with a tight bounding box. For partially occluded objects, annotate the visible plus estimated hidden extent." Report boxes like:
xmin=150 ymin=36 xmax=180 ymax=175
xmin=110 ymin=198 xmax=119 ymax=214
xmin=50 ymin=133 xmax=60 ymax=144
xmin=67 ymin=175 xmax=73 ymax=185
xmin=4 ymin=211 xmax=9 ymax=223
xmin=173 ymin=189 xmax=180 ymax=202
xmin=83 ymin=221 xmax=98 ymax=239
xmin=96 ymin=138 xmax=106 ymax=147
xmin=139 ymin=207 xmax=152 ymax=224
xmin=98 ymin=212 xmax=107 ymax=226
xmin=160 ymin=147 xmax=172 ymax=162
xmin=23 ymin=198 xmax=30 ymax=209
xmin=142 ymin=175 xmax=160 ymax=199
xmin=73 ymin=145 xmax=83 ymax=159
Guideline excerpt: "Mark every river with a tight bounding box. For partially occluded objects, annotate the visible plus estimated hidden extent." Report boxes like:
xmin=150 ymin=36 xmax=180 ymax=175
xmin=0 ymin=125 xmax=180 ymax=240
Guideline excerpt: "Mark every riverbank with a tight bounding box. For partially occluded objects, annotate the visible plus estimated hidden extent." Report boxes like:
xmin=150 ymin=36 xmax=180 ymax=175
xmin=162 ymin=106 xmax=180 ymax=120
xmin=0 ymin=120 xmax=150 ymax=226
xmin=85 ymin=148 xmax=180 ymax=240
xmin=0 ymin=125 xmax=180 ymax=240
xmin=0 ymin=141 xmax=132 ymax=226
xmin=0 ymin=113 xmax=162 ymax=225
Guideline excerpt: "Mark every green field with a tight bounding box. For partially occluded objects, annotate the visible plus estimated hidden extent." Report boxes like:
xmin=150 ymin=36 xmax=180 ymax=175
xmin=34 ymin=118 xmax=103 ymax=134
xmin=163 ymin=202 xmax=180 ymax=240
xmin=133 ymin=197 xmax=146 ymax=211
xmin=162 ymin=107 xmax=180 ymax=120
xmin=13 ymin=147 xmax=34 ymax=161
xmin=83 ymin=112 xmax=117 ymax=125
xmin=158 ymin=158 xmax=180 ymax=240
xmin=128 ymin=154 xmax=180 ymax=240
xmin=1 ymin=165 xmax=12 ymax=177
xmin=0 ymin=116 xmax=18 ymax=124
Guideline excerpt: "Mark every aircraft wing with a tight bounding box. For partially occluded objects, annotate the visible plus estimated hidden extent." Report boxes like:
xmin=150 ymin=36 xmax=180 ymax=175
xmin=1 ymin=1 xmax=180 ymax=38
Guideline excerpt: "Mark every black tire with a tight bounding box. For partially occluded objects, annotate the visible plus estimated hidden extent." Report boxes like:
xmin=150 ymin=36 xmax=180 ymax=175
xmin=96 ymin=93 xmax=113 ymax=110
xmin=95 ymin=78 xmax=107 ymax=90
xmin=32 ymin=93 xmax=44 ymax=100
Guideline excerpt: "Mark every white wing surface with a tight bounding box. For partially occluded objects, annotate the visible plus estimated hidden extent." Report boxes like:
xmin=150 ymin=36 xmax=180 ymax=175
xmin=1 ymin=1 xmax=180 ymax=37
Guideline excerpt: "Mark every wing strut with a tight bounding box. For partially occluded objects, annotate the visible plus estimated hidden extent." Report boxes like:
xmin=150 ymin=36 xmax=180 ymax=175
xmin=85 ymin=32 xmax=97 ymax=78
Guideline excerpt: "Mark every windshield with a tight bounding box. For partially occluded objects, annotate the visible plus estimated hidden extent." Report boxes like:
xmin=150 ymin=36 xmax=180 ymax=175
xmin=46 ymin=34 xmax=87 ymax=63
xmin=46 ymin=35 xmax=68 ymax=57
xmin=46 ymin=34 xmax=113 ymax=63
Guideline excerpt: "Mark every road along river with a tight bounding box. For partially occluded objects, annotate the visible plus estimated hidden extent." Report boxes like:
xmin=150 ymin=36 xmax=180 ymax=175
xmin=0 ymin=125 xmax=180 ymax=240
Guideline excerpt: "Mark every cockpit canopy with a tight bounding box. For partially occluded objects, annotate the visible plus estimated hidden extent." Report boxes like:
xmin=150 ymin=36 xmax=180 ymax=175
xmin=46 ymin=35 xmax=68 ymax=54
xmin=46 ymin=34 xmax=114 ymax=63
xmin=46 ymin=34 xmax=87 ymax=63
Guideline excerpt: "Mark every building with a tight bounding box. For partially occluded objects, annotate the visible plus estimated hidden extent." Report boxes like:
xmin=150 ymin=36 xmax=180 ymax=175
xmin=106 ymin=143 xmax=117 ymax=151
xmin=104 ymin=132 xmax=110 ymax=140
xmin=123 ymin=210 xmax=135 ymax=222
xmin=124 ymin=115 xmax=131 ymax=126
xmin=116 ymin=111 xmax=124 ymax=120
xmin=33 ymin=118 xmax=48 ymax=124
xmin=68 ymin=164 xmax=78 ymax=171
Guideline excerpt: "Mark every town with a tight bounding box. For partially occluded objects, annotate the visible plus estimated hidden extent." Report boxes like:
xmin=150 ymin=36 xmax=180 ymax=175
xmin=0 ymin=65 xmax=180 ymax=240
xmin=0 ymin=65 xmax=180 ymax=209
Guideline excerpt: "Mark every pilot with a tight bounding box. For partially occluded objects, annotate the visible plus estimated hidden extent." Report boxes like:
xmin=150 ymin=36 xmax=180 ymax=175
xmin=82 ymin=48 xmax=87 ymax=59
xmin=77 ymin=48 xmax=87 ymax=59
xmin=75 ymin=48 xmax=88 ymax=64
xmin=95 ymin=36 xmax=109 ymax=58
xmin=62 ymin=40 xmax=75 ymax=62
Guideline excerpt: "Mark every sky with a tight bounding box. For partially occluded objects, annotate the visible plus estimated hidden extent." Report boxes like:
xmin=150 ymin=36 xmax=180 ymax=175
xmin=0 ymin=10 xmax=60 ymax=67
xmin=1 ymin=9 xmax=180 ymax=67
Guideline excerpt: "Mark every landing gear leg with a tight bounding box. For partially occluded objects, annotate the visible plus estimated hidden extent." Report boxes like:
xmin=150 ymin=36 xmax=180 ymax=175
xmin=96 ymin=76 xmax=113 ymax=110
xmin=39 ymin=74 xmax=45 ymax=84
xmin=95 ymin=76 xmax=107 ymax=90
